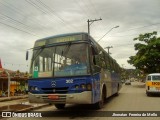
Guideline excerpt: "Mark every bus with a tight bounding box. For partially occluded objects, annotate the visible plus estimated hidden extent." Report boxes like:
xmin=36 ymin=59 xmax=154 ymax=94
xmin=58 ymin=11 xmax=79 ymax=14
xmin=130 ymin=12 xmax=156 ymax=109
xmin=26 ymin=32 xmax=122 ymax=109
xmin=146 ymin=73 xmax=160 ymax=96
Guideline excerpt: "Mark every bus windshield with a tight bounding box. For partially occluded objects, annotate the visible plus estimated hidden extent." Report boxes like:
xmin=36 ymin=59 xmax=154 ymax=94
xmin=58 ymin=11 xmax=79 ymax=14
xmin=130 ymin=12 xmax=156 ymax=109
xmin=152 ymin=75 xmax=160 ymax=81
xmin=31 ymin=43 xmax=90 ymax=78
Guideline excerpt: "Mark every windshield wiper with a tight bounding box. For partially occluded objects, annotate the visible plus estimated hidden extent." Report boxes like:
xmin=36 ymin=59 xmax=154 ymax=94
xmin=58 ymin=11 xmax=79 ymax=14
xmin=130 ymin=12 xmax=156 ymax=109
xmin=63 ymin=42 xmax=72 ymax=57
xmin=60 ymin=42 xmax=72 ymax=61
xmin=32 ymin=45 xmax=45 ymax=61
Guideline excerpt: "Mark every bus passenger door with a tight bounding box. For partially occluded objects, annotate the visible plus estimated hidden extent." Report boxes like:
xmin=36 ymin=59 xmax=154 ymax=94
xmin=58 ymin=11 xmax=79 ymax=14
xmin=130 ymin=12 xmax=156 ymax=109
xmin=90 ymin=45 xmax=101 ymax=103
xmin=92 ymin=73 xmax=101 ymax=104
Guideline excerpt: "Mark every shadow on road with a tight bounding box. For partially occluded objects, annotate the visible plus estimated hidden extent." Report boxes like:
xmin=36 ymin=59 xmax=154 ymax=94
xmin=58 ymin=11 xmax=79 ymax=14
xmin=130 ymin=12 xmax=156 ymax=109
xmin=132 ymin=82 xmax=145 ymax=88
xmin=147 ymin=94 xmax=160 ymax=97
xmin=0 ymin=104 xmax=33 ymax=111
xmin=39 ymin=95 xmax=119 ymax=118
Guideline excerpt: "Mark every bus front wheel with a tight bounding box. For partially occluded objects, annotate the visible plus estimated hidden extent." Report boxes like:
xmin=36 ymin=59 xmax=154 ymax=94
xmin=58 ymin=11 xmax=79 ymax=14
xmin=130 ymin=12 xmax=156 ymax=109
xmin=94 ymin=88 xmax=106 ymax=109
xmin=146 ymin=91 xmax=151 ymax=97
xmin=54 ymin=104 xmax=65 ymax=109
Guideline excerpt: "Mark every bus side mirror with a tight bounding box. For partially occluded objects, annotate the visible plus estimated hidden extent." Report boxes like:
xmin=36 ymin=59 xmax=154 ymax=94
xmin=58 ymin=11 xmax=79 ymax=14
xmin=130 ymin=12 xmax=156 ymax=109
xmin=94 ymin=65 xmax=101 ymax=72
xmin=91 ymin=46 xmax=98 ymax=55
xmin=26 ymin=51 xmax=29 ymax=60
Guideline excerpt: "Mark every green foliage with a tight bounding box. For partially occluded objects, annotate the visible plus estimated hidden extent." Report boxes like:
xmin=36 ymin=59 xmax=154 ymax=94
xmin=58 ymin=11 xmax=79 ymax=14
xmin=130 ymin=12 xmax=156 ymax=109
xmin=128 ymin=31 xmax=160 ymax=74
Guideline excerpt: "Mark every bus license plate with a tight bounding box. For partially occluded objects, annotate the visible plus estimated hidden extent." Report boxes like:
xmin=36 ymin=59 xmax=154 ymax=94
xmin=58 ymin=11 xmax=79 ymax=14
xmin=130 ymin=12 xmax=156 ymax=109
xmin=48 ymin=95 xmax=59 ymax=100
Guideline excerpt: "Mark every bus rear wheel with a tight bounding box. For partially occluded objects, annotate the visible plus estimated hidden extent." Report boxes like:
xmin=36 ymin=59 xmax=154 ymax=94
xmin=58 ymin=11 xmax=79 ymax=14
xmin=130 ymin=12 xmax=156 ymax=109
xmin=54 ymin=104 xmax=65 ymax=109
xmin=146 ymin=91 xmax=151 ymax=97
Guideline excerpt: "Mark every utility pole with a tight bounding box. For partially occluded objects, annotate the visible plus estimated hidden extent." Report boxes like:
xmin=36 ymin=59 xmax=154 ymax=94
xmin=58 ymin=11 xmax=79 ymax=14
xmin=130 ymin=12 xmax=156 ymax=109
xmin=5 ymin=70 xmax=10 ymax=97
xmin=87 ymin=18 xmax=102 ymax=35
xmin=104 ymin=46 xmax=113 ymax=54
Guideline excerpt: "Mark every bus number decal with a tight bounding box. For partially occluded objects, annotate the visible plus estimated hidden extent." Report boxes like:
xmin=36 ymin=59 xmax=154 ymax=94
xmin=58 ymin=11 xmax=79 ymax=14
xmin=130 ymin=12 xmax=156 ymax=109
xmin=66 ymin=79 xmax=73 ymax=83
xmin=152 ymin=82 xmax=160 ymax=85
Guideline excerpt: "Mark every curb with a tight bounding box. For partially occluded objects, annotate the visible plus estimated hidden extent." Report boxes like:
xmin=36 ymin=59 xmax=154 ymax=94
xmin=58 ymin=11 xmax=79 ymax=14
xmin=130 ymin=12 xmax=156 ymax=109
xmin=0 ymin=102 xmax=50 ymax=119
xmin=0 ymin=96 xmax=28 ymax=102
xmin=16 ymin=103 xmax=51 ymax=112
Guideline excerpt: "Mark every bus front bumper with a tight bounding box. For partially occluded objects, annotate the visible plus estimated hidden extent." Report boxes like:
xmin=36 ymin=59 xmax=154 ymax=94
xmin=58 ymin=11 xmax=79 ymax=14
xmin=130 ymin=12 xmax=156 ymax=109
xmin=28 ymin=91 xmax=92 ymax=104
xmin=146 ymin=90 xmax=160 ymax=94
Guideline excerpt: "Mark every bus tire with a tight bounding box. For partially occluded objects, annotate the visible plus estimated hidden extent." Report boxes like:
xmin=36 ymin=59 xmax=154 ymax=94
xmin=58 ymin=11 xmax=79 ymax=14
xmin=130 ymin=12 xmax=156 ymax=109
xmin=94 ymin=87 xmax=106 ymax=109
xmin=146 ymin=91 xmax=151 ymax=97
xmin=54 ymin=104 xmax=65 ymax=109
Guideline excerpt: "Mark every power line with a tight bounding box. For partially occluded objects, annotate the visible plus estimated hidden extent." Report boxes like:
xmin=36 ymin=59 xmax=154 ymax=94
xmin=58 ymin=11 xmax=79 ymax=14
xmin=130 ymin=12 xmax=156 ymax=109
xmin=37 ymin=0 xmax=70 ymax=25
xmin=114 ymin=23 xmax=160 ymax=35
xmin=113 ymin=43 xmax=134 ymax=47
xmin=0 ymin=1 xmax=54 ymax=36
xmin=24 ymin=0 xmax=69 ymax=33
xmin=25 ymin=0 xmax=65 ymax=31
xmin=3 ymin=62 xmax=29 ymax=66
xmin=37 ymin=0 xmax=80 ymax=31
xmin=88 ymin=0 xmax=104 ymax=31
xmin=81 ymin=0 xmax=103 ymax=34
xmin=25 ymin=0 xmax=78 ymax=32
xmin=88 ymin=0 xmax=100 ymax=16
xmin=109 ymin=30 xmax=160 ymax=38
xmin=74 ymin=0 xmax=90 ymax=19
xmin=0 ymin=20 xmax=39 ymax=37
xmin=0 ymin=13 xmax=38 ymax=35
xmin=25 ymin=0 xmax=49 ymax=14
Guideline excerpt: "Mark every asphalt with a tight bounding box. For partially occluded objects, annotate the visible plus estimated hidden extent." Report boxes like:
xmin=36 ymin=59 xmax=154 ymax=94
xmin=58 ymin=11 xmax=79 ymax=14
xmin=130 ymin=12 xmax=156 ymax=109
xmin=0 ymin=82 xmax=146 ymax=115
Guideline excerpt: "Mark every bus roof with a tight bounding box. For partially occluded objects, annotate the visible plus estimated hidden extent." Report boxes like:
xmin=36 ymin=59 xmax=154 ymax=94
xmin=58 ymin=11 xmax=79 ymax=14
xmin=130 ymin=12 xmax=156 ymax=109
xmin=148 ymin=73 xmax=160 ymax=76
xmin=36 ymin=32 xmax=89 ymax=42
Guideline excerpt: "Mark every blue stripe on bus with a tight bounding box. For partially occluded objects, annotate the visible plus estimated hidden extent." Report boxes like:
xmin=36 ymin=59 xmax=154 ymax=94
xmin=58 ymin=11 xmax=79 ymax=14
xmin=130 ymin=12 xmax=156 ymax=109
xmin=28 ymin=76 xmax=93 ymax=94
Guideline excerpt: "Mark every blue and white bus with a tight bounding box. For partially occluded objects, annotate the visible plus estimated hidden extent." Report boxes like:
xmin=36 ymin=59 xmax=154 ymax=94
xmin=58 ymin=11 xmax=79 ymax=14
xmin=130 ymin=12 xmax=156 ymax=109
xmin=27 ymin=32 xmax=122 ymax=109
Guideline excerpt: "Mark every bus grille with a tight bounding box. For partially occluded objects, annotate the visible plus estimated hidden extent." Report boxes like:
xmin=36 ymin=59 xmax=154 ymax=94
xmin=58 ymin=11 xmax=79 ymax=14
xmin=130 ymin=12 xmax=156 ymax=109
xmin=41 ymin=87 xmax=69 ymax=94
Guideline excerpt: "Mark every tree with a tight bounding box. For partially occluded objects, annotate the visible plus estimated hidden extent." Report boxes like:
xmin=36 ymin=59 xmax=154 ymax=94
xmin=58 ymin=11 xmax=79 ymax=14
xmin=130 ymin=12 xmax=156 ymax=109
xmin=128 ymin=31 xmax=160 ymax=74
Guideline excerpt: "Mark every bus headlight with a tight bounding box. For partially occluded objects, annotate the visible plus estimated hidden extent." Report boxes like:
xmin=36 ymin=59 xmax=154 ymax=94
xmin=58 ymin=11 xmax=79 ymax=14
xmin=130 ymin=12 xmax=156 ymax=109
xmin=80 ymin=84 xmax=86 ymax=89
xmin=34 ymin=87 xmax=39 ymax=91
xmin=87 ymin=84 xmax=92 ymax=90
xmin=30 ymin=86 xmax=34 ymax=91
xmin=75 ymin=85 xmax=79 ymax=89
xmin=29 ymin=86 xmax=39 ymax=91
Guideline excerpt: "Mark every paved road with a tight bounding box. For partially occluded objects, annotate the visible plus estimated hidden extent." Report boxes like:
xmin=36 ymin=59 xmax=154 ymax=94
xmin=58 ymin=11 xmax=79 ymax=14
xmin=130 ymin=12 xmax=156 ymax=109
xmin=1 ymin=82 xmax=160 ymax=120
xmin=0 ymin=98 xmax=28 ymax=107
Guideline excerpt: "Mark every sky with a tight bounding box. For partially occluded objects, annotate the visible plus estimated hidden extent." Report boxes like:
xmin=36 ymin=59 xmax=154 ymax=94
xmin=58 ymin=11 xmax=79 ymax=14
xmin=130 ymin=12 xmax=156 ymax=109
xmin=0 ymin=0 xmax=160 ymax=72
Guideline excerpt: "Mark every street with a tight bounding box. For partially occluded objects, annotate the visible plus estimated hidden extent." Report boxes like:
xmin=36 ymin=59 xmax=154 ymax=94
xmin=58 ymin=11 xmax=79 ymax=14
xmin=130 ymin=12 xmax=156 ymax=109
xmin=34 ymin=81 xmax=160 ymax=111
xmin=1 ymin=81 xmax=160 ymax=120
xmin=0 ymin=98 xmax=28 ymax=107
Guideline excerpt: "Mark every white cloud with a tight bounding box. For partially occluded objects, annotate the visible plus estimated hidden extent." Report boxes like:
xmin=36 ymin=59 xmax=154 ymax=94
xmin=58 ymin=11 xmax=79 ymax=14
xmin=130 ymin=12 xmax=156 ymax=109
xmin=0 ymin=0 xmax=160 ymax=71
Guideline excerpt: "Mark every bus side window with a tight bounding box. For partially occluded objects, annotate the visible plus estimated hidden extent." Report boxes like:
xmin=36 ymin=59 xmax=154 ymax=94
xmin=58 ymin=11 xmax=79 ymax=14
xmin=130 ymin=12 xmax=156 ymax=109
xmin=147 ymin=76 xmax=151 ymax=81
xmin=91 ymin=46 xmax=97 ymax=65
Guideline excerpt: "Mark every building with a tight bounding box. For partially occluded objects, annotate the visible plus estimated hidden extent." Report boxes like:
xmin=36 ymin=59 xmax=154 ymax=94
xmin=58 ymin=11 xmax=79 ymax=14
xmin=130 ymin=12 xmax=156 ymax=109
xmin=0 ymin=59 xmax=29 ymax=97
